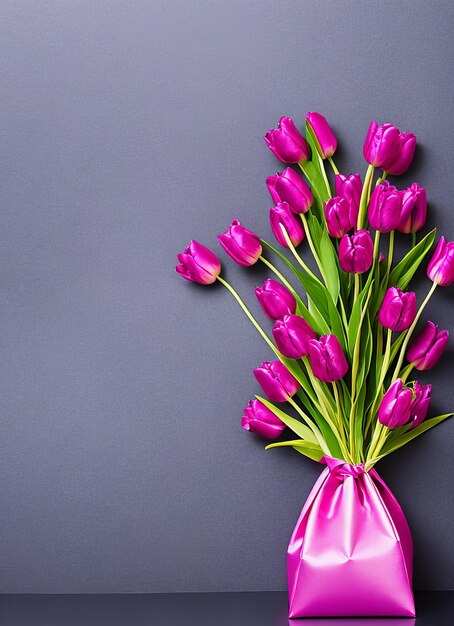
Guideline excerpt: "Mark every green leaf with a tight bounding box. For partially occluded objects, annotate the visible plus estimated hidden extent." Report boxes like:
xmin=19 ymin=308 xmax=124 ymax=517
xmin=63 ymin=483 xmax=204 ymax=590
xmin=389 ymin=229 xmax=436 ymax=290
xmin=319 ymin=229 xmax=340 ymax=303
xmin=379 ymin=413 xmax=453 ymax=458
xmin=255 ymin=396 xmax=318 ymax=443
xmin=266 ymin=439 xmax=324 ymax=462
xmin=347 ymin=274 xmax=374 ymax=356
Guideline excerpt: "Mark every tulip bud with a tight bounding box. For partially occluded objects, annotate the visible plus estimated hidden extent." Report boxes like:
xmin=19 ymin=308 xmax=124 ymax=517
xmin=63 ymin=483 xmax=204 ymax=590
xmin=335 ymin=173 xmax=362 ymax=227
xmin=270 ymin=202 xmax=305 ymax=248
xmin=408 ymin=382 xmax=432 ymax=429
xmin=217 ymin=220 xmax=262 ymax=267
xmin=378 ymin=287 xmax=417 ymax=332
xmin=308 ymin=334 xmax=349 ymax=383
xmin=254 ymin=279 xmax=296 ymax=320
xmin=176 ymin=240 xmax=221 ymax=285
xmin=397 ymin=183 xmax=427 ymax=234
xmin=264 ymin=117 xmax=310 ymax=164
xmin=368 ymin=181 xmax=403 ymax=233
xmin=324 ymin=196 xmax=352 ymax=238
xmin=427 ymin=237 xmax=454 ymax=286
xmin=266 ymin=168 xmax=313 ymax=214
xmin=363 ymin=121 xmax=401 ymax=170
xmin=378 ymin=379 xmax=413 ymax=429
xmin=338 ymin=229 xmax=374 ymax=274
xmin=306 ymin=112 xmax=337 ymax=159
xmin=241 ymin=399 xmax=286 ymax=439
xmin=272 ymin=314 xmax=317 ymax=359
xmin=387 ymin=132 xmax=417 ymax=176
xmin=407 ymin=321 xmax=449 ymax=370
xmin=254 ymin=360 xmax=299 ymax=402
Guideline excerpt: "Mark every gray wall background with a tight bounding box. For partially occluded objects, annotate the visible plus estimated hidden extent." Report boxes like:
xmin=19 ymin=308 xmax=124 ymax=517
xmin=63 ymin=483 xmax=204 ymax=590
xmin=0 ymin=0 xmax=453 ymax=593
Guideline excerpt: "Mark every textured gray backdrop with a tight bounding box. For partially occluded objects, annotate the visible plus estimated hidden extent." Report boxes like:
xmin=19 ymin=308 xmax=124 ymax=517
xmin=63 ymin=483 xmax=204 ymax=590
xmin=0 ymin=0 xmax=453 ymax=593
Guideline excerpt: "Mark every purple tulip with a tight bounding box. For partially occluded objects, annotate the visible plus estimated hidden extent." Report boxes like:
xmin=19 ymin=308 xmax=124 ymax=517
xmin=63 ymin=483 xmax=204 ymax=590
xmin=270 ymin=202 xmax=305 ymax=248
xmin=218 ymin=220 xmax=262 ymax=267
xmin=363 ymin=121 xmax=401 ymax=170
xmin=397 ymin=183 xmax=427 ymax=234
xmin=427 ymin=237 xmax=454 ymax=286
xmin=176 ymin=240 xmax=221 ymax=285
xmin=266 ymin=168 xmax=313 ymax=214
xmin=335 ymin=173 xmax=362 ymax=227
xmin=254 ymin=360 xmax=299 ymax=402
xmin=387 ymin=132 xmax=417 ymax=176
xmin=241 ymin=399 xmax=286 ymax=439
xmin=407 ymin=321 xmax=449 ymax=370
xmin=272 ymin=314 xmax=317 ymax=359
xmin=308 ymin=334 xmax=349 ymax=383
xmin=324 ymin=196 xmax=353 ymax=238
xmin=378 ymin=287 xmax=417 ymax=332
xmin=338 ymin=229 xmax=374 ymax=274
xmin=306 ymin=111 xmax=337 ymax=159
xmin=368 ymin=181 xmax=403 ymax=233
xmin=378 ymin=379 xmax=413 ymax=429
xmin=408 ymin=382 xmax=432 ymax=429
xmin=264 ymin=117 xmax=310 ymax=164
xmin=254 ymin=279 xmax=297 ymax=320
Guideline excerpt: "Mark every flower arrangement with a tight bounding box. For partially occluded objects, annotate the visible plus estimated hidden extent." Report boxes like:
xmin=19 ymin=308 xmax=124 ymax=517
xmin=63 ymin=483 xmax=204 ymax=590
xmin=176 ymin=113 xmax=452 ymax=469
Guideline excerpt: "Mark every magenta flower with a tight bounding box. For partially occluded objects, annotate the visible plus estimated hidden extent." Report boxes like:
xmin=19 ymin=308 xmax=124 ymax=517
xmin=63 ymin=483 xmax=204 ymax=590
xmin=218 ymin=220 xmax=262 ymax=267
xmin=266 ymin=168 xmax=313 ymax=214
xmin=378 ymin=287 xmax=417 ymax=332
xmin=272 ymin=314 xmax=317 ymax=359
xmin=368 ymin=181 xmax=403 ymax=233
xmin=264 ymin=117 xmax=310 ymax=164
xmin=363 ymin=121 xmax=401 ymax=170
xmin=270 ymin=202 xmax=305 ymax=248
xmin=407 ymin=321 xmax=449 ymax=370
xmin=241 ymin=399 xmax=286 ymax=439
xmin=427 ymin=237 xmax=454 ymax=286
xmin=338 ymin=229 xmax=374 ymax=274
xmin=335 ymin=173 xmax=362 ymax=227
xmin=176 ymin=240 xmax=221 ymax=285
xmin=254 ymin=279 xmax=297 ymax=320
xmin=306 ymin=111 xmax=337 ymax=159
xmin=387 ymin=132 xmax=417 ymax=176
xmin=378 ymin=379 xmax=413 ymax=429
xmin=408 ymin=382 xmax=432 ymax=429
xmin=308 ymin=334 xmax=349 ymax=383
xmin=324 ymin=196 xmax=353 ymax=238
xmin=398 ymin=183 xmax=427 ymax=234
xmin=254 ymin=360 xmax=299 ymax=402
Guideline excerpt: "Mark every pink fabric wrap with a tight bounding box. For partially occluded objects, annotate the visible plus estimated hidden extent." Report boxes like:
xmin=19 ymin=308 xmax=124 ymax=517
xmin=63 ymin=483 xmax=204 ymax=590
xmin=287 ymin=456 xmax=415 ymax=618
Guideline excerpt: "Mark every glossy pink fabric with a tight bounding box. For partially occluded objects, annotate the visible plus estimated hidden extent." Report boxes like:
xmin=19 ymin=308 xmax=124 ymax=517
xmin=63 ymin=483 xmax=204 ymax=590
xmin=287 ymin=457 xmax=415 ymax=618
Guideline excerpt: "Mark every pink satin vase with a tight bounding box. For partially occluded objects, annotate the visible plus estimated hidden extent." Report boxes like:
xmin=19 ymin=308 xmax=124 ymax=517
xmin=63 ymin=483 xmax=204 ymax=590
xmin=288 ymin=456 xmax=415 ymax=618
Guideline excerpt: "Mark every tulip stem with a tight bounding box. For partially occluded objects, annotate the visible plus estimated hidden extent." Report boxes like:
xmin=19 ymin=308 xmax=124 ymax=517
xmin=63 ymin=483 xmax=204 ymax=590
xmin=354 ymin=274 xmax=360 ymax=301
xmin=259 ymin=255 xmax=297 ymax=293
xmin=299 ymin=213 xmax=328 ymax=284
xmin=391 ymin=281 xmax=437 ymax=380
xmin=332 ymin=381 xmax=347 ymax=447
xmin=216 ymin=276 xmax=276 ymax=354
xmin=357 ymin=164 xmax=374 ymax=230
xmin=387 ymin=231 xmax=395 ymax=279
xmin=279 ymin=225 xmax=319 ymax=281
xmin=367 ymin=329 xmax=393 ymax=432
xmin=412 ymin=232 xmax=417 ymax=248
xmin=319 ymin=157 xmax=332 ymax=198
xmin=286 ymin=396 xmax=330 ymax=455
xmin=328 ymin=157 xmax=339 ymax=175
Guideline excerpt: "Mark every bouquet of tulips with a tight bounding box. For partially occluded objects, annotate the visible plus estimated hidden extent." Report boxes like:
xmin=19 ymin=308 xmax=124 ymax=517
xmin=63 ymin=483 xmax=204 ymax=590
xmin=176 ymin=113 xmax=452 ymax=469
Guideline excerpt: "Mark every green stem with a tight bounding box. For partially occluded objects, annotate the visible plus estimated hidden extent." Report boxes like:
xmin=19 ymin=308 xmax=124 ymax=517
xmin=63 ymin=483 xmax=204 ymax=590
xmin=328 ymin=156 xmax=339 ymax=175
xmin=279 ymin=226 xmax=318 ymax=280
xmin=259 ymin=255 xmax=295 ymax=293
xmin=387 ymin=231 xmax=395 ymax=280
xmin=412 ymin=232 xmax=417 ymax=248
xmin=299 ymin=213 xmax=327 ymax=283
xmin=217 ymin=276 xmax=276 ymax=353
xmin=354 ymin=274 xmax=360 ymax=300
xmin=357 ymin=164 xmax=374 ymax=230
xmin=319 ymin=156 xmax=332 ymax=197
xmin=287 ymin=396 xmax=329 ymax=454
xmin=392 ymin=282 xmax=437 ymax=379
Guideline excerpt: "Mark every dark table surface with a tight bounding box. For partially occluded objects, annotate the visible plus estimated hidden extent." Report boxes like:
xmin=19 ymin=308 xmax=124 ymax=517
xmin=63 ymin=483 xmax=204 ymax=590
xmin=0 ymin=591 xmax=451 ymax=625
